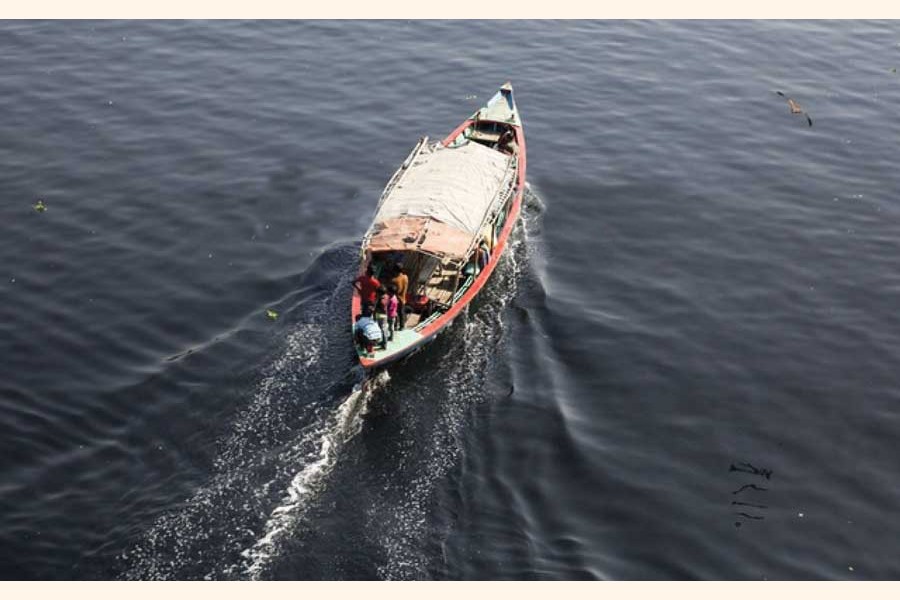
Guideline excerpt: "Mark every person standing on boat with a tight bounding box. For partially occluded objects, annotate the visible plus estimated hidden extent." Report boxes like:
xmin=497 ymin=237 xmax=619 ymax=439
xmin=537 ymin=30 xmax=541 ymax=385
xmin=391 ymin=264 xmax=409 ymax=329
xmin=385 ymin=284 xmax=399 ymax=340
xmin=354 ymin=309 xmax=383 ymax=357
xmin=476 ymin=240 xmax=491 ymax=273
xmin=373 ymin=286 xmax=390 ymax=349
xmin=354 ymin=265 xmax=380 ymax=308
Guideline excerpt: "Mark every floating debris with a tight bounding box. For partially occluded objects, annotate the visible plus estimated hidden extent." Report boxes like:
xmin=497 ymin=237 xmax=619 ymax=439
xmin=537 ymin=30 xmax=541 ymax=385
xmin=34 ymin=200 xmax=46 ymax=212
xmin=733 ymin=501 xmax=768 ymax=509
xmin=775 ymin=91 xmax=813 ymax=127
xmin=733 ymin=483 xmax=768 ymax=494
xmin=736 ymin=512 xmax=764 ymax=520
xmin=266 ymin=309 xmax=278 ymax=320
xmin=730 ymin=461 xmax=773 ymax=479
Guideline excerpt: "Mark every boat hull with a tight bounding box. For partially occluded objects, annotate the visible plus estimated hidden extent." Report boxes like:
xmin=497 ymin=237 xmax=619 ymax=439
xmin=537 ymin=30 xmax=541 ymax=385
xmin=352 ymin=104 xmax=526 ymax=371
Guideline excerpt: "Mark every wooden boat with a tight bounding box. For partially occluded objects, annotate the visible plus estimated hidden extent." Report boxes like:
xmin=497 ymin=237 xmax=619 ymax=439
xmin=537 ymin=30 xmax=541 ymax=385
xmin=351 ymin=82 xmax=526 ymax=370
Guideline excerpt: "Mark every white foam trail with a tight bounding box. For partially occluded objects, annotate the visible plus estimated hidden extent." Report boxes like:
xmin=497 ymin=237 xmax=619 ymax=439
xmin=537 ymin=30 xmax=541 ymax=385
xmin=122 ymin=203 xmax=543 ymax=580
xmin=121 ymin=249 xmax=361 ymax=581
xmin=239 ymin=371 xmax=390 ymax=579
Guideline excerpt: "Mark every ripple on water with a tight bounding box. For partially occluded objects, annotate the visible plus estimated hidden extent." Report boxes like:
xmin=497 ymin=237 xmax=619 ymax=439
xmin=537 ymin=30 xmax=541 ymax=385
xmin=5 ymin=20 xmax=900 ymax=580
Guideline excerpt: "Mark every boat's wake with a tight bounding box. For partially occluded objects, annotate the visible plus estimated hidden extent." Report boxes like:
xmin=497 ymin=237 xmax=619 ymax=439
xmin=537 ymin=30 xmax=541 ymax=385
xmin=236 ymin=370 xmax=389 ymax=579
xmin=369 ymin=186 xmax=545 ymax=580
xmin=119 ymin=244 xmax=364 ymax=580
xmin=119 ymin=187 xmax=545 ymax=580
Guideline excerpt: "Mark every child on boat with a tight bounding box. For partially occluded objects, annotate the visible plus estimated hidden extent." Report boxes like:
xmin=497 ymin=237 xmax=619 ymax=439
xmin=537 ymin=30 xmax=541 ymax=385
xmin=373 ymin=286 xmax=389 ymax=349
xmin=385 ymin=284 xmax=399 ymax=339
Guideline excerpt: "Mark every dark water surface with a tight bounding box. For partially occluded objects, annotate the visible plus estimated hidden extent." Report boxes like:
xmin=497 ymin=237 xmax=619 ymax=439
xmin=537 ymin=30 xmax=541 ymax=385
xmin=2 ymin=20 xmax=900 ymax=580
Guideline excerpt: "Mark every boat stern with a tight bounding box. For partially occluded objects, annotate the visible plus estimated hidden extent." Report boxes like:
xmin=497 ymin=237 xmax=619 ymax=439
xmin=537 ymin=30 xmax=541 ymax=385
xmin=355 ymin=326 xmax=431 ymax=369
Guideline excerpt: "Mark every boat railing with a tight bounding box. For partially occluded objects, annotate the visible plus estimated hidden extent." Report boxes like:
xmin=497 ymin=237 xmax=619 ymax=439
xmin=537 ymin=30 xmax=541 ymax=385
xmin=461 ymin=153 xmax=518 ymax=261
xmin=414 ymin=310 xmax=442 ymax=331
xmin=452 ymin=273 xmax=475 ymax=303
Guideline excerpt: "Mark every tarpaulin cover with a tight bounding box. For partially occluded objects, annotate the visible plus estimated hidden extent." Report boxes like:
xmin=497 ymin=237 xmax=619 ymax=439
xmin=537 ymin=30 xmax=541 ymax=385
xmin=373 ymin=141 xmax=510 ymax=238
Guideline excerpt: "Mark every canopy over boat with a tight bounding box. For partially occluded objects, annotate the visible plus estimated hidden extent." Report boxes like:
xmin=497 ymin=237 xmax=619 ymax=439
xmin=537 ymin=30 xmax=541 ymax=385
xmin=366 ymin=137 xmax=516 ymax=262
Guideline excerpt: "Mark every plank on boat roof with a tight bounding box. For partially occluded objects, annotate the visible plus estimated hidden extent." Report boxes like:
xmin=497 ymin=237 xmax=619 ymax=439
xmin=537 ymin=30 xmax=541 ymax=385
xmin=367 ymin=216 xmax=472 ymax=260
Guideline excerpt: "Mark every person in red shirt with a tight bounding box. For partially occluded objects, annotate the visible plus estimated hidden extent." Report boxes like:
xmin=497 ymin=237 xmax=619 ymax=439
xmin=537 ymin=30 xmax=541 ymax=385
xmin=354 ymin=265 xmax=380 ymax=309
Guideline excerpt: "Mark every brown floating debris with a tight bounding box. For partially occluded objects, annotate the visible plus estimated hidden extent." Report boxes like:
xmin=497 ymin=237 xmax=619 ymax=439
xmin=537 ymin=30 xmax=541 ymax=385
xmin=776 ymin=91 xmax=813 ymax=127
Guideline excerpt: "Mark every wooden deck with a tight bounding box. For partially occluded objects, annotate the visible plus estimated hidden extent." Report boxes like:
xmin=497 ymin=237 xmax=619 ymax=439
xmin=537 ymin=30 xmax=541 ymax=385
xmin=424 ymin=264 xmax=460 ymax=308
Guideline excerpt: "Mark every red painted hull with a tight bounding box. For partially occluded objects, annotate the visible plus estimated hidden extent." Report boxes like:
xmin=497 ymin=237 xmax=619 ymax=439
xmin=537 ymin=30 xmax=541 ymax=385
xmin=352 ymin=116 xmax=526 ymax=370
